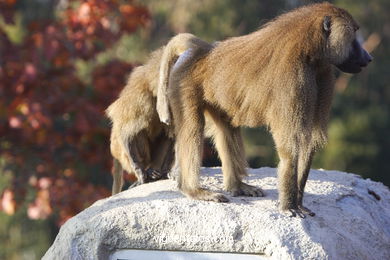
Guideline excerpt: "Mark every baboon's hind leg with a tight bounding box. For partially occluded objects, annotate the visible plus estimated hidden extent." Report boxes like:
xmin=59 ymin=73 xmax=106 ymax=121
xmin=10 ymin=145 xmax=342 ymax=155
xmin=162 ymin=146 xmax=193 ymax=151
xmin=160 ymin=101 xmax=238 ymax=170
xmin=173 ymin=105 xmax=228 ymax=202
xmin=168 ymin=146 xmax=180 ymax=181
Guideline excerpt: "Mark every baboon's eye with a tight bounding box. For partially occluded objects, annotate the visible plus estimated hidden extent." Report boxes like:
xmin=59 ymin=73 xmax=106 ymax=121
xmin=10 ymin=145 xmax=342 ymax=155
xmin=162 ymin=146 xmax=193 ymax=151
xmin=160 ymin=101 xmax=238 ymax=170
xmin=323 ymin=16 xmax=331 ymax=33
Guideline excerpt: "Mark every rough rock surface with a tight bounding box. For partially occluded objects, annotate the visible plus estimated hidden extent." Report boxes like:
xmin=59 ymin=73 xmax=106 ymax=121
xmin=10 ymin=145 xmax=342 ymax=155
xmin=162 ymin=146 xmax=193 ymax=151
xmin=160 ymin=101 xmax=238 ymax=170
xmin=43 ymin=167 xmax=390 ymax=260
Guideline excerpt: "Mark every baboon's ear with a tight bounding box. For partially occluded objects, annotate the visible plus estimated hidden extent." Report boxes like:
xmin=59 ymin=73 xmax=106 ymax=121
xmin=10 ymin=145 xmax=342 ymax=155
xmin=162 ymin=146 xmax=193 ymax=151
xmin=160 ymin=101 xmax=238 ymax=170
xmin=323 ymin=16 xmax=331 ymax=34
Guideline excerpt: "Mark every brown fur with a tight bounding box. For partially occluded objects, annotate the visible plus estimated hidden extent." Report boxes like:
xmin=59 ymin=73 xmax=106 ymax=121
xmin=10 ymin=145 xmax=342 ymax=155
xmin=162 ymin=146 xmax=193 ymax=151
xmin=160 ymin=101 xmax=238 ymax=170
xmin=106 ymin=33 xmax=213 ymax=195
xmin=157 ymin=34 xmax=213 ymax=125
xmin=168 ymin=3 xmax=364 ymax=216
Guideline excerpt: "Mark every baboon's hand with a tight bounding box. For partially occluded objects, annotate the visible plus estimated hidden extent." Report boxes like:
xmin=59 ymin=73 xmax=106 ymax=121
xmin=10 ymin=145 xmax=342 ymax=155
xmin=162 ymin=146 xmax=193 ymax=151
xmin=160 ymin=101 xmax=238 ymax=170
xmin=281 ymin=207 xmax=315 ymax=218
xmin=298 ymin=205 xmax=315 ymax=217
xmin=145 ymin=168 xmax=168 ymax=182
xmin=288 ymin=208 xmax=306 ymax=218
xmin=129 ymin=180 xmax=142 ymax=189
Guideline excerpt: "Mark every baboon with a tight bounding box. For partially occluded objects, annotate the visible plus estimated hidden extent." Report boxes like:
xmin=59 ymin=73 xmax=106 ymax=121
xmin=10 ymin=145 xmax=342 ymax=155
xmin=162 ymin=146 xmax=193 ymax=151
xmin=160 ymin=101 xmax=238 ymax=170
xmin=167 ymin=3 xmax=372 ymax=216
xmin=106 ymin=33 xmax=213 ymax=195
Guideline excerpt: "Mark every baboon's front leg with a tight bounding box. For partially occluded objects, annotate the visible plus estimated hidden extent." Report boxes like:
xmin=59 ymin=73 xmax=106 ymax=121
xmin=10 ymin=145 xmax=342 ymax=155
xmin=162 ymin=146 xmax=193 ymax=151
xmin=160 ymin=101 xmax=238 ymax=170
xmin=128 ymin=135 xmax=150 ymax=185
xmin=159 ymin=139 xmax=175 ymax=177
xmin=209 ymin=113 xmax=263 ymax=197
xmin=148 ymin=137 xmax=174 ymax=181
xmin=112 ymin=158 xmax=124 ymax=195
xmin=297 ymin=149 xmax=315 ymax=216
xmin=143 ymin=139 xmax=174 ymax=183
xmin=276 ymin=146 xmax=300 ymax=216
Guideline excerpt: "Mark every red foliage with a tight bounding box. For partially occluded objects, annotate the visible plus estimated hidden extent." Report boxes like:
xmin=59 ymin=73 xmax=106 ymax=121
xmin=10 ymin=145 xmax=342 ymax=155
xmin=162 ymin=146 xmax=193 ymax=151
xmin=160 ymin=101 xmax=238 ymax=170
xmin=64 ymin=0 xmax=149 ymax=59
xmin=0 ymin=0 xmax=150 ymax=225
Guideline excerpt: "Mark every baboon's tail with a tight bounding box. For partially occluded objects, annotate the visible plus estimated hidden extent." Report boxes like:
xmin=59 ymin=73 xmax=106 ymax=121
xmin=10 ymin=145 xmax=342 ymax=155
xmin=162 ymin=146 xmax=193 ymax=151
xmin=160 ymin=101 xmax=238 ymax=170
xmin=111 ymin=158 xmax=123 ymax=195
xmin=157 ymin=33 xmax=212 ymax=125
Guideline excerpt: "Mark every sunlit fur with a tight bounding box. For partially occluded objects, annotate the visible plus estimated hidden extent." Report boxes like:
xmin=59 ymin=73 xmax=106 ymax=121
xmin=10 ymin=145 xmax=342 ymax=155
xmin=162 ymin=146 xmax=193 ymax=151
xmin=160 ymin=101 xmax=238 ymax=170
xmin=327 ymin=11 xmax=358 ymax=64
xmin=168 ymin=2 xmax=362 ymax=215
xmin=106 ymin=33 xmax=212 ymax=195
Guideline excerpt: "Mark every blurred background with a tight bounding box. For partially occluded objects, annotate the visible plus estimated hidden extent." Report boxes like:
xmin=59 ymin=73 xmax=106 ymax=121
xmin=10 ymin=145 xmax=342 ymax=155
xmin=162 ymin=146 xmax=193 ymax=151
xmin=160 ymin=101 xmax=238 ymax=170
xmin=0 ymin=0 xmax=388 ymax=258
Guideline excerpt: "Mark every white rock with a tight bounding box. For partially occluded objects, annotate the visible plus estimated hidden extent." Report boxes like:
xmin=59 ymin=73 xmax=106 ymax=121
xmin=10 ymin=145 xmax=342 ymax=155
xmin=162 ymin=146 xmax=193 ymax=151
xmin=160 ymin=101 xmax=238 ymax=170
xmin=43 ymin=167 xmax=390 ymax=260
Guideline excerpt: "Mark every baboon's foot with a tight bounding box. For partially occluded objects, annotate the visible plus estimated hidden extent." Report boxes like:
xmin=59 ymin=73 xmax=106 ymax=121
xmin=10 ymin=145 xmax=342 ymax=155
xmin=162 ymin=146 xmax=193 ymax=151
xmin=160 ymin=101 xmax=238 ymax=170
xmin=227 ymin=182 xmax=264 ymax=197
xmin=184 ymin=188 xmax=229 ymax=203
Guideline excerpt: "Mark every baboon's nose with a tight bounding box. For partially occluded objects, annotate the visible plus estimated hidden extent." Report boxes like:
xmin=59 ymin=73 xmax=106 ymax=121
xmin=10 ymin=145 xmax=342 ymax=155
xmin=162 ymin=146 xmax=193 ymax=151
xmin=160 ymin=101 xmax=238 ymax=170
xmin=365 ymin=51 xmax=373 ymax=63
xmin=367 ymin=54 xmax=373 ymax=63
xmin=360 ymin=52 xmax=373 ymax=67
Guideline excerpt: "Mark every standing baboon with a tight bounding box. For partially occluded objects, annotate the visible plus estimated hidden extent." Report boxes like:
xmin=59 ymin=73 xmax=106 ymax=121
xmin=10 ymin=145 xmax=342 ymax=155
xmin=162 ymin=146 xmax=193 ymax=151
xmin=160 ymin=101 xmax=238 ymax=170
xmin=106 ymin=33 xmax=213 ymax=195
xmin=168 ymin=3 xmax=372 ymax=216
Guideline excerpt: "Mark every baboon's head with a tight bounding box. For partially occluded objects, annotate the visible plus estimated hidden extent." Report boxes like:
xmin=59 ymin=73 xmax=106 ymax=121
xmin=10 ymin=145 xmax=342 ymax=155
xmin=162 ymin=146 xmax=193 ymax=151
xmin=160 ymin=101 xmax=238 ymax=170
xmin=323 ymin=7 xmax=372 ymax=73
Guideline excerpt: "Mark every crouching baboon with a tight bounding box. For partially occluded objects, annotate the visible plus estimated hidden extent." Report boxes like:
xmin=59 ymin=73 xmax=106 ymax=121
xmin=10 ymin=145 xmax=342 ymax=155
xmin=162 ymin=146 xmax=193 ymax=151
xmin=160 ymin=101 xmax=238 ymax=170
xmin=167 ymin=3 xmax=372 ymax=216
xmin=106 ymin=33 xmax=213 ymax=195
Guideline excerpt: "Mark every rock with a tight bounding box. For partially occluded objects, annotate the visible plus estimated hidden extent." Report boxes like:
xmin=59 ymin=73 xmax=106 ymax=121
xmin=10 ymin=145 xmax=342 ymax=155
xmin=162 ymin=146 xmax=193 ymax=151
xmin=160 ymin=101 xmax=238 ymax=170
xmin=43 ymin=167 xmax=390 ymax=260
